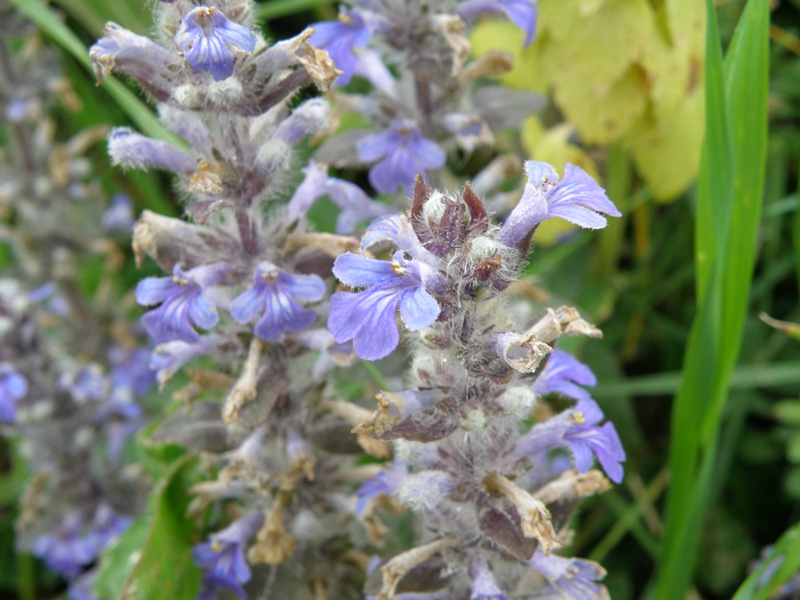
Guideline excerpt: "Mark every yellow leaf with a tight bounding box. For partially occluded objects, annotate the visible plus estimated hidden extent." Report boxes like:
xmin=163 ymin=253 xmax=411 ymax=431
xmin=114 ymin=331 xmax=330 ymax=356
xmin=637 ymin=1 xmax=704 ymax=117
xmin=521 ymin=116 xmax=600 ymax=179
xmin=547 ymin=64 xmax=649 ymax=145
xmin=538 ymin=0 xmax=654 ymax=97
xmin=625 ymin=88 xmax=704 ymax=202
xmin=470 ymin=20 xmax=547 ymax=92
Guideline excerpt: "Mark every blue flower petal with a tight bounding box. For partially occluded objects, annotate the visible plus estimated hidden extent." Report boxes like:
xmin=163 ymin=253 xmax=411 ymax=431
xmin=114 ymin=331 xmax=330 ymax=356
xmin=357 ymin=130 xmax=395 ymax=162
xmin=254 ymin=288 xmax=317 ymax=342
xmin=188 ymin=294 xmax=219 ymax=330
xmin=329 ymin=287 xmax=402 ymax=361
xmin=398 ymin=286 xmax=439 ymax=331
xmin=333 ymin=253 xmax=398 ymax=287
xmin=135 ymin=276 xmax=178 ymax=306
xmin=281 ymin=272 xmax=325 ymax=302
xmin=230 ymin=286 xmax=264 ymax=324
xmin=175 ymin=7 xmax=256 ymax=81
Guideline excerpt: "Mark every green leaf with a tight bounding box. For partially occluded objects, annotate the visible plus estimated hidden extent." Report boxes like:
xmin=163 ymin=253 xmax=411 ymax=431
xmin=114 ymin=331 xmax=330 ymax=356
xmin=93 ymin=519 xmax=150 ymax=600
xmin=732 ymin=523 xmax=800 ymax=600
xmin=258 ymin=0 xmax=335 ymax=21
xmin=94 ymin=454 xmax=203 ymax=600
xmin=136 ymin=421 xmax=188 ymax=480
xmin=653 ymin=0 xmax=769 ymax=598
xmin=787 ymin=432 xmax=800 ymax=463
xmin=774 ymin=400 xmax=800 ymax=426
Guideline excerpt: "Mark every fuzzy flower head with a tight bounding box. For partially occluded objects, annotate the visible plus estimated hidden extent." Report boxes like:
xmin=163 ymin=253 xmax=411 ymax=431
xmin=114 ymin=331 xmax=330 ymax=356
xmin=357 ymin=120 xmax=446 ymax=194
xmin=136 ymin=263 xmax=224 ymax=344
xmin=231 ymin=263 xmax=326 ymax=342
xmin=193 ymin=512 xmax=263 ymax=599
xmin=499 ymin=161 xmax=621 ymax=253
xmin=329 ymin=251 xmax=441 ymax=360
xmin=309 ymin=8 xmax=371 ymax=86
xmin=175 ymin=6 xmax=257 ymax=81
xmin=0 ymin=365 xmax=28 ymax=423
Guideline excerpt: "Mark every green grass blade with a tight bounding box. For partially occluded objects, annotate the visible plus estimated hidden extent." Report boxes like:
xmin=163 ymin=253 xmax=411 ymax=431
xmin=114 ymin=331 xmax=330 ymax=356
xmin=11 ymin=0 xmax=185 ymax=148
xmin=258 ymin=0 xmax=335 ymax=21
xmin=653 ymin=0 xmax=769 ymax=598
xmin=732 ymin=523 xmax=800 ymax=600
xmin=694 ymin=0 xmax=733 ymax=303
xmin=593 ymin=361 xmax=800 ymax=398
xmin=794 ymin=166 xmax=800 ymax=291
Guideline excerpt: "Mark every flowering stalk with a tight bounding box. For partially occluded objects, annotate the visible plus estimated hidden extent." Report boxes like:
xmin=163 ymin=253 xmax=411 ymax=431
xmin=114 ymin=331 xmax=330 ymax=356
xmin=330 ymin=171 xmax=624 ymax=598
xmin=84 ymin=0 xmax=626 ymax=598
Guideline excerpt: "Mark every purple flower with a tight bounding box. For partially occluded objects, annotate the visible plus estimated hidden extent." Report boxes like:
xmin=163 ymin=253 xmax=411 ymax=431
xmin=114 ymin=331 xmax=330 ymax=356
xmin=33 ymin=515 xmax=96 ymax=578
xmin=513 ymin=399 xmax=626 ymax=484
xmin=61 ymin=364 xmax=108 ymax=403
xmin=533 ymin=350 xmax=596 ymax=402
xmin=98 ymin=396 xmax=142 ymax=464
xmin=0 ymin=366 xmax=28 ymax=423
xmin=231 ymin=263 xmax=325 ymax=342
xmin=150 ymin=336 xmax=223 ymax=389
xmin=286 ymin=162 xmax=390 ymax=233
xmin=274 ymin=98 xmax=329 ymax=145
xmin=108 ymin=128 xmax=195 ymax=173
xmin=355 ymin=461 xmax=408 ymax=514
xmin=28 ymin=282 xmax=70 ymax=316
xmin=193 ymin=512 xmax=264 ymax=599
xmin=470 ymin=556 xmax=510 ymax=600
xmin=329 ymin=252 xmax=441 ymax=360
xmin=102 ymin=194 xmax=135 ymax=231
xmin=527 ymin=548 xmax=608 ymax=597
xmin=175 ymin=7 xmax=257 ymax=81
xmin=309 ymin=8 xmax=371 ymax=86
xmin=498 ymin=161 xmax=621 ymax=251
xmin=136 ymin=264 xmax=224 ymax=344
xmin=90 ymin=23 xmax=178 ymax=98
xmin=459 ymin=0 xmax=538 ymax=46
xmin=109 ymin=346 xmax=155 ymax=398
xmin=67 ymin=570 xmax=98 ymax=600
xmin=86 ymin=504 xmax=132 ymax=553
xmin=357 ymin=120 xmax=446 ymax=194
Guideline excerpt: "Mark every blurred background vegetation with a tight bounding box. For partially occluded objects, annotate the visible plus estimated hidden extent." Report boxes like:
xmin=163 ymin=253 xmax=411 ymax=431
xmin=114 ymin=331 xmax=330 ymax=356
xmin=1 ymin=0 xmax=799 ymax=598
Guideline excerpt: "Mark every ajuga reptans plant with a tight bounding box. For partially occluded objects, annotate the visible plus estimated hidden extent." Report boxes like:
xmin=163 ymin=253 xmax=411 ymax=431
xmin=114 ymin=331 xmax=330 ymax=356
xmin=82 ymin=0 xmax=627 ymax=598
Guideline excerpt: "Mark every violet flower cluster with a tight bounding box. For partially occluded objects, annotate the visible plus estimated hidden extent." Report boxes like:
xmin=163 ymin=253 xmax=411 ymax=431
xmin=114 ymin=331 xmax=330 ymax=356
xmin=52 ymin=0 xmax=629 ymax=598
xmin=308 ymin=0 xmax=543 ymax=204
xmin=330 ymin=170 xmax=623 ymax=599
xmin=0 ymin=17 xmax=153 ymax=599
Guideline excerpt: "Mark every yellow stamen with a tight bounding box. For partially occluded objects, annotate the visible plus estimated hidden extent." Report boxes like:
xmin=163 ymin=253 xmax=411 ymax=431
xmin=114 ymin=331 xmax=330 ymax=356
xmin=571 ymin=411 xmax=586 ymax=426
